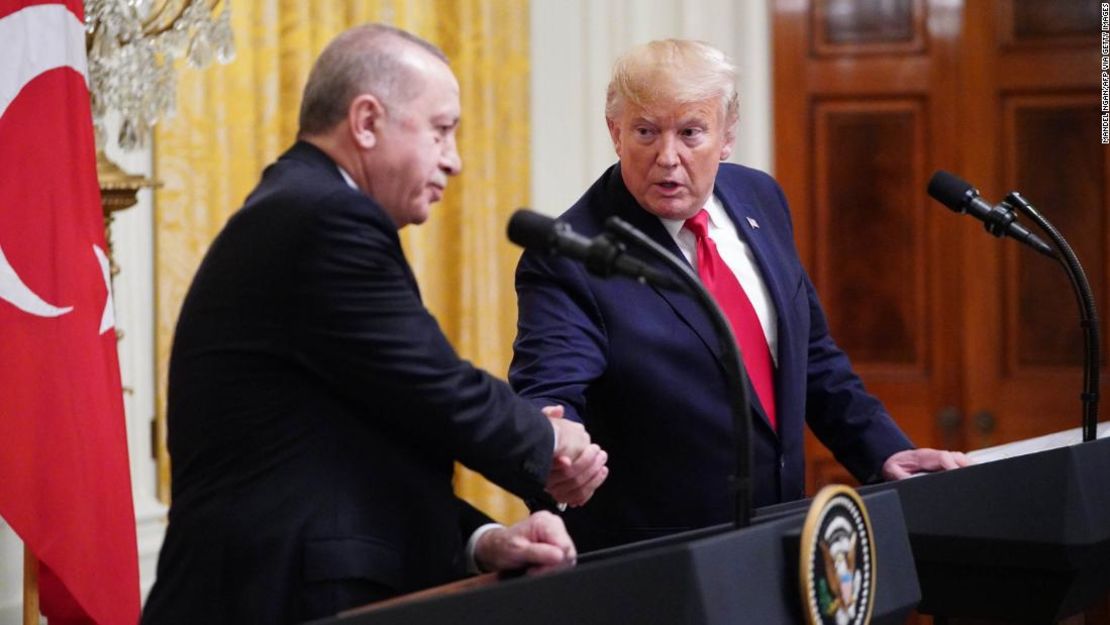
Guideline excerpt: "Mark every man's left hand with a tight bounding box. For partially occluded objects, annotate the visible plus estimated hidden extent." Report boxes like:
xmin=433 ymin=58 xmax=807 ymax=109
xmin=881 ymin=448 xmax=973 ymax=480
xmin=473 ymin=511 xmax=576 ymax=574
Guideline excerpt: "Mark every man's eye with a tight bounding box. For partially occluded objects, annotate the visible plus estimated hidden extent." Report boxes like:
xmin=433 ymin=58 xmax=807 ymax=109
xmin=682 ymin=128 xmax=703 ymax=138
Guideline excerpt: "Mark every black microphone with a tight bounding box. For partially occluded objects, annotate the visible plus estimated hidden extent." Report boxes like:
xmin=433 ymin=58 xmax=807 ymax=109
xmin=507 ymin=209 xmax=682 ymax=289
xmin=927 ymin=170 xmax=1056 ymax=258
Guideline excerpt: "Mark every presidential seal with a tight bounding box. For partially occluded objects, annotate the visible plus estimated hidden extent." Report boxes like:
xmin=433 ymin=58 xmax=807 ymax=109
xmin=799 ymin=485 xmax=876 ymax=625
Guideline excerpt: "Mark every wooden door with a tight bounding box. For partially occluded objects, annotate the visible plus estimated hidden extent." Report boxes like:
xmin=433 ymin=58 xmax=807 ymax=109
xmin=956 ymin=0 xmax=1108 ymax=450
xmin=773 ymin=0 xmax=969 ymax=490
xmin=773 ymin=1 xmax=1108 ymax=623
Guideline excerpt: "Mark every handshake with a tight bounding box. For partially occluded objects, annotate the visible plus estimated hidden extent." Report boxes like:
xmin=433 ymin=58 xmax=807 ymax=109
xmin=471 ymin=404 xmax=607 ymax=574
xmin=543 ymin=405 xmax=609 ymax=507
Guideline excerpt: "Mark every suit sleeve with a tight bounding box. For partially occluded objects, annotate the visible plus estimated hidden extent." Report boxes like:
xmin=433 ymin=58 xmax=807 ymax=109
xmin=288 ymin=190 xmax=554 ymax=501
xmin=509 ymin=248 xmax=609 ymax=425
xmin=456 ymin=497 xmax=494 ymax=537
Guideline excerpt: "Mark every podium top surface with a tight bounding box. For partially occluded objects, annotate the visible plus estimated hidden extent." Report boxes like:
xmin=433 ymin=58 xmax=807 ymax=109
xmin=312 ymin=490 xmax=918 ymax=625
xmin=861 ymin=433 xmax=1110 ymax=568
xmin=968 ymin=421 xmax=1110 ymax=464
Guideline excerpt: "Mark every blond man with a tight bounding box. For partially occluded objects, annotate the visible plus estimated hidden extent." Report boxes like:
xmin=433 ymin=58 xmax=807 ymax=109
xmin=511 ymin=39 xmax=967 ymax=552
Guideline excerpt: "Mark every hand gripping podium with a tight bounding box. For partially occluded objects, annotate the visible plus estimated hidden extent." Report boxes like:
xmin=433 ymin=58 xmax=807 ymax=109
xmin=310 ymin=489 xmax=919 ymax=625
xmin=860 ymin=428 xmax=1110 ymax=623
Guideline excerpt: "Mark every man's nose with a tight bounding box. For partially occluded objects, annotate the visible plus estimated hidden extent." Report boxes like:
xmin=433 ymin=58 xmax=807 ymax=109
xmin=656 ymin=134 xmax=679 ymax=168
xmin=441 ymin=139 xmax=462 ymax=176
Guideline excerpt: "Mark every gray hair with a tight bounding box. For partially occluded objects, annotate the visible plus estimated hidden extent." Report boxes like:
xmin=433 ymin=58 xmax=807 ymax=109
xmin=605 ymin=39 xmax=739 ymax=140
xmin=298 ymin=24 xmax=447 ymax=136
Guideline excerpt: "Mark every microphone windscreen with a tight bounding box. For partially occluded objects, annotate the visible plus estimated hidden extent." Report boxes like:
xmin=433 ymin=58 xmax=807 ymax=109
xmin=927 ymin=170 xmax=974 ymax=210
xmin=507 ymin=209 xmax=556 ymax=250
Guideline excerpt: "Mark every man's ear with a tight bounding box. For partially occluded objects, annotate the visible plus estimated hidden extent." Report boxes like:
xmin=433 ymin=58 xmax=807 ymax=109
xmin=719 ymin=140 xmax=734 ymax=161
xmin=720 ymin=115 xmax=738 ymax=161
xmin=606 ymin=117 xmax=622 ymax=157
xmin=349 ymin=94 xmax=385 ymax=150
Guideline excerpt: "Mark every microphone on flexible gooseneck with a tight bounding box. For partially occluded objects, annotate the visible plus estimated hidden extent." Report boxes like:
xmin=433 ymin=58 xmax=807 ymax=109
xmin=926 ymin=170 xmax=1099 ymax=443
xmin=926 ymin=170 xmax=1055 ymax=258
xmin=506 ymin=209 xmax=682 ymax=290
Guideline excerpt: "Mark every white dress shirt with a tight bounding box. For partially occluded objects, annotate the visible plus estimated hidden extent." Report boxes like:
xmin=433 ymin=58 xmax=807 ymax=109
xmin=657 ymin=192 xmax=779 ymax=364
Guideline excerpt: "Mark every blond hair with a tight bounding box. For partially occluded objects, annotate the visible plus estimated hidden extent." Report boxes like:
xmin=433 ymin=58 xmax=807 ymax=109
xmin=605 ymin=39 xmax=739 ymax=139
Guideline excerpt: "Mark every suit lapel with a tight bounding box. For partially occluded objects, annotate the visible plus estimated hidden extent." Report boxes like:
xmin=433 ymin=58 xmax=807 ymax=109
xmin=604 ymin=169 xmax=727 ymax=372
xmin=602 ymin=165 xmax=792 ymax=435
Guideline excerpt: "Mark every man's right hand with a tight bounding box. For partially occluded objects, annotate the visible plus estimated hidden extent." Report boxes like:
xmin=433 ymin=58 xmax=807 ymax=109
xmin=473 ymin=511 xmax=576 ymax=574
xmin=544 ymin=405 xmax=609 ymax=507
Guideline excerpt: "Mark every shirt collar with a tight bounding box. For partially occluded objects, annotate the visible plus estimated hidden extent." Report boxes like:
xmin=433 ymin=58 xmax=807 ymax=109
xmin=337 ymin=165 xmax=358 ymax=191
xmin=658 ymin=189 xmax=726 ymax=237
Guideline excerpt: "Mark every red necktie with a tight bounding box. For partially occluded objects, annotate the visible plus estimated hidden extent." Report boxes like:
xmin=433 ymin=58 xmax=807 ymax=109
xmin=684 ymin=209 xmax=777 ymax=430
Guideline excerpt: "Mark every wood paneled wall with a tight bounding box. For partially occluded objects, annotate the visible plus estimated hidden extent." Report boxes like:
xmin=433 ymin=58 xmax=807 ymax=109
xmin=774 ymin=1 xmax=1107 ymax=623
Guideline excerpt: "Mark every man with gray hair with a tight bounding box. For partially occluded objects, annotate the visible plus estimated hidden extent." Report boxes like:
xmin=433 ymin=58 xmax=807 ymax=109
xmin=510 ymin=39 xmax=968 ymax=552
xmin=141 ymin=24 xmax=607 ymax=624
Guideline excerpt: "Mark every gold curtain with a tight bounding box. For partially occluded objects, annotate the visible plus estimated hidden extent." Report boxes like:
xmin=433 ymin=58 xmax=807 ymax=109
xmin=154 ymin=0 xmax=532 ymax=523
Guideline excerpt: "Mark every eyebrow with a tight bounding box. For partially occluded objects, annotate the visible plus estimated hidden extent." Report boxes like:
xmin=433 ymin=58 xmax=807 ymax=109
xmin=677 ymin=114 xmax=710 ymax=126
xmin=435 ymin=115 xmax=461 ymax=128
xmin=631 ymin=114 xmax=709 ymax=127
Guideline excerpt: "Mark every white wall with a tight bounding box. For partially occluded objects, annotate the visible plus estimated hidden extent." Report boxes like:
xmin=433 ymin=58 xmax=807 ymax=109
xmin=530 ymin=0 xmax=773 ymax=216
xmin=103 ymin=129 xmax=168 ymax=606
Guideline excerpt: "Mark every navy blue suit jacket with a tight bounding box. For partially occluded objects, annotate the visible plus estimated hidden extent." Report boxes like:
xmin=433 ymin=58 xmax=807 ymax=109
xmin=142 ymin=142 xmax=555 ymax=624
xmin=510 ymin=163 xmax=912 ymax=551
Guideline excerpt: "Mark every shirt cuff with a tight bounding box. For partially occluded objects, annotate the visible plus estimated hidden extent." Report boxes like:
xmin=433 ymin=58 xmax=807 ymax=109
xmin=550 ymin=420 xmax=566 ymax=511
xmin=465 ymin=522 xmax=504 ymax=574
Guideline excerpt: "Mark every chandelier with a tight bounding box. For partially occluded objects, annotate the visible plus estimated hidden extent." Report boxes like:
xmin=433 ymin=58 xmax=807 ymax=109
xmin=85 ymin=0 xmax=236 ymax=150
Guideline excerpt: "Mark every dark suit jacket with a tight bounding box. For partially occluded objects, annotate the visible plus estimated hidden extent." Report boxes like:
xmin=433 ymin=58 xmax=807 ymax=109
xmin=510 ymin=163 xmax=912 ymax=552
xmin=141 ymin=142 xmax=554 ymax=624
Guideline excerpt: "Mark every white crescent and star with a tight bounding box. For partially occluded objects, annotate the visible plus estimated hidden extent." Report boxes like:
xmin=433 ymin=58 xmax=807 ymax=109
xmin=0 ymin=244 xmax=73 ymax=317
xmin=94 ymin=244 xmax=114 ymax=334
xmin=0 ymin=4 xmax=114 ymax=335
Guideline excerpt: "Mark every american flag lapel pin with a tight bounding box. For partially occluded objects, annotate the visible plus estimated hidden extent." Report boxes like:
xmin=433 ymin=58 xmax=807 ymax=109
xmin=746 ymin=216 xmax=760 ymax=230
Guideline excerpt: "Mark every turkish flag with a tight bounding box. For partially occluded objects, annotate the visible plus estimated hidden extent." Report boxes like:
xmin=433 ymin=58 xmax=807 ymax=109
xmin=0 ymin=2 xmax=140 ymax=625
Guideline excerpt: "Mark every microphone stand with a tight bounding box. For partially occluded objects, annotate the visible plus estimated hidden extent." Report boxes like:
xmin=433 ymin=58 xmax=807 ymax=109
xmin=603 ymin=216 xmax=755 ymax=529
xmin=1004 ymin=192 xmax=1101 ymax=442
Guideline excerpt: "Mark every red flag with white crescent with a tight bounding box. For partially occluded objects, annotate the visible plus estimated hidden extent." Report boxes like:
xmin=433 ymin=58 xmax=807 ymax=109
xmin=0 ymin=1 xmax=140 ymax=624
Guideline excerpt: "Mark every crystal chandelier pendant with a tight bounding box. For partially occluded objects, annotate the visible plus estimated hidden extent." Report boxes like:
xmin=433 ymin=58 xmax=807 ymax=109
xmin=85 ymin=0 xmax=237 ymax=151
